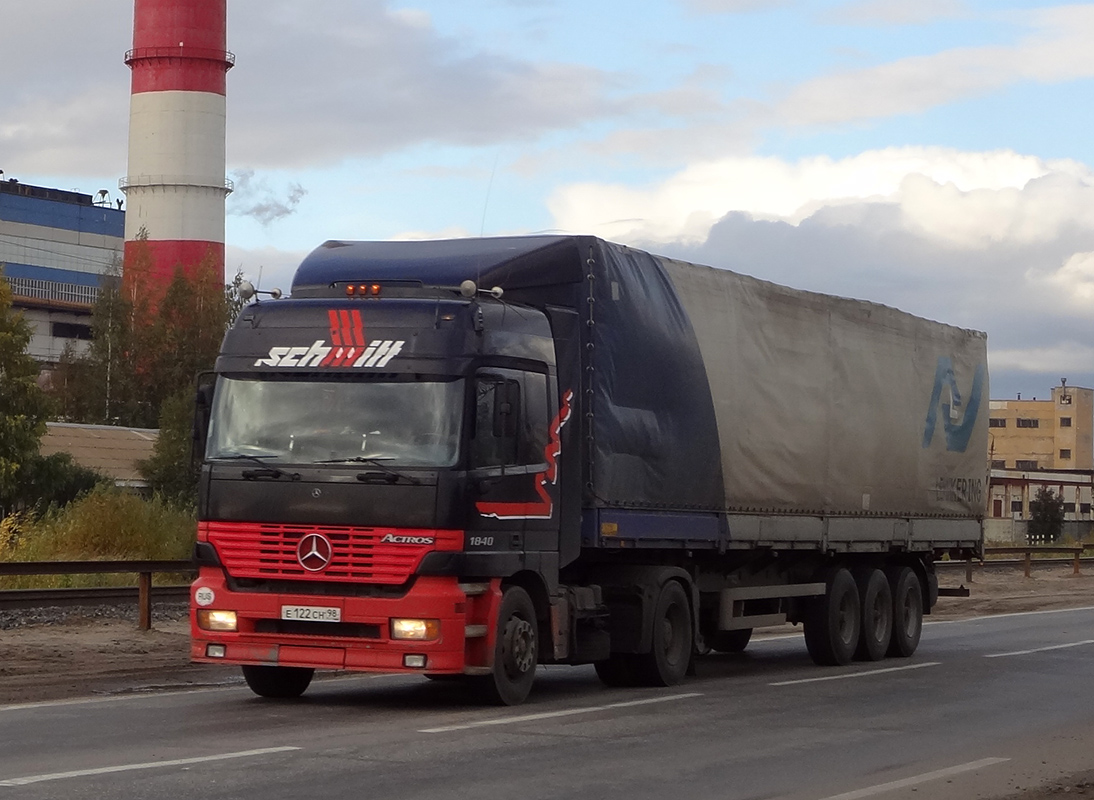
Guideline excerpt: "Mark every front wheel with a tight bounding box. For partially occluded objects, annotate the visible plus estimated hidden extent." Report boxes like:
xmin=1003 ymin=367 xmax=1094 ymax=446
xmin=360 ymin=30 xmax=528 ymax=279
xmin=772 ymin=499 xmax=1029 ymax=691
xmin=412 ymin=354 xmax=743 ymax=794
xmin=241 ymin=665 xmax=314 ymax=698
xmin=480 ymin=586 xmax=538 ymax=705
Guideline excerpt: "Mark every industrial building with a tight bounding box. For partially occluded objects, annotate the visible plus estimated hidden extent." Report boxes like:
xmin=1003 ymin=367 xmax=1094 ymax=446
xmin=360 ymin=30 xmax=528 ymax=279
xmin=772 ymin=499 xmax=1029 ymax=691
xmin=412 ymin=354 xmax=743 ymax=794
xmin=988 ymin=382 xmax=1094 ymax=471
xmin=0 ymin=178 xmax=124 ymax=365
xmin=986 ymin=382 xmax=1094 ymax=543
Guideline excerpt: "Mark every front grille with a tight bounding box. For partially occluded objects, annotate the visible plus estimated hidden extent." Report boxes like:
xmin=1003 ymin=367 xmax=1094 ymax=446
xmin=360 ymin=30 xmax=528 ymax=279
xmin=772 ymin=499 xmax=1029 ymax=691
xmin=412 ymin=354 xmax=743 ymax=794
xmin=201 ymin=521 xmax=462 ymax=585
xmin=254 ymin=619 xmax=382 ymax=639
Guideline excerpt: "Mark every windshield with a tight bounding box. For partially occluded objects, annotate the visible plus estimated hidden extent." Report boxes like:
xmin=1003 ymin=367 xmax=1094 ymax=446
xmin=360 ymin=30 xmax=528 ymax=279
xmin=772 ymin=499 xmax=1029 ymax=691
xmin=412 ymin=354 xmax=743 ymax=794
xmin=206 ymin=376 xmax=464 ymax=467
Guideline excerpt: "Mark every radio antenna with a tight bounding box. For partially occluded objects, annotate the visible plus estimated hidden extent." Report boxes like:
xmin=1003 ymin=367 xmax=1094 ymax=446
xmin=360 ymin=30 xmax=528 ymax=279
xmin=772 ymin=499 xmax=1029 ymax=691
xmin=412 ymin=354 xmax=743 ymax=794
xmin=480 ymin=151 xmax=500 ymax=238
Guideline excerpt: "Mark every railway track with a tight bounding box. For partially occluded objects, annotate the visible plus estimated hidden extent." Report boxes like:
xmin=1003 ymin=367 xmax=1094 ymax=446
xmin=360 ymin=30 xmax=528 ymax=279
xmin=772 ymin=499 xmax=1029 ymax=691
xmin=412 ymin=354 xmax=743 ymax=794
xmin=0 ymin=585 xmax=190 ymax=610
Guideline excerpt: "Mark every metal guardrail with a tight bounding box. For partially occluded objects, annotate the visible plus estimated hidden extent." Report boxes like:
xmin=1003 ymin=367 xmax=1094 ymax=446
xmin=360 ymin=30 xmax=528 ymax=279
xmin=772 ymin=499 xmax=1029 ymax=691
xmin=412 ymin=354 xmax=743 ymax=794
xmin=0 ymin=585 xmax=190 ymax=610
xmin=0 ymin=560 xmax=194 ymax=630
xmin=942 ymin=544 xmax=1094 ymax=582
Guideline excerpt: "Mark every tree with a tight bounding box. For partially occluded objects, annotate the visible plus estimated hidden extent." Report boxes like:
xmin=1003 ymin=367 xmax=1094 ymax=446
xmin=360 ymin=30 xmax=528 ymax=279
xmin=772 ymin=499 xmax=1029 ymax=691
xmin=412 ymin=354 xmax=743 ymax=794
xmin=18 ymin=452 xmax=106 ymax=512
xmin=44 ymin=241 xmax=249 ymax=508
xmin=1028 ymin=487 xmax=1065 ymax=544
xmin=0 ymin=269 xmax=52 ymax=516
xmin=138 ymin=389 xmax=197 ymax=506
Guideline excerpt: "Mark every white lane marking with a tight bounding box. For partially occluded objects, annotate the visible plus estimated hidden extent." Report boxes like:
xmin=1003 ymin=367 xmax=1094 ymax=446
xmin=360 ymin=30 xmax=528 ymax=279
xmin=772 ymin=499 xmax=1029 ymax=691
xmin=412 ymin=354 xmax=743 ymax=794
xmin=0 ymin=746 xmax=301 ymax=787
xmin=769 ymin=662 xmax=940 ymax=687
xmin=420 ymin=692 xmax=703 ymax=733
xmin=816 ymin=757 xmax=1010 ymax=800
xmin=985 ymin=639 xmax=1094 ymax=658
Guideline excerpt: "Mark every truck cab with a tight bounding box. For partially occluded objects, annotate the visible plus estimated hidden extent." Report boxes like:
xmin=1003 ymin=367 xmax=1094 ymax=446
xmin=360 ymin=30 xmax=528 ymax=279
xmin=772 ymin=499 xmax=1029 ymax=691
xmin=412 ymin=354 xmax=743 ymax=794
xmin=191 ymin=238 xmax=586 ymax=704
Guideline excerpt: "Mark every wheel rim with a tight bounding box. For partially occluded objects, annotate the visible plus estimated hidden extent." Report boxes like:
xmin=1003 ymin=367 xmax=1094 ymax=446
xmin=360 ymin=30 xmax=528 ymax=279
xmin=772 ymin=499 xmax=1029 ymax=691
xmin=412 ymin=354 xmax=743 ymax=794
xmin=502 ymin=616 xmax=536 ymax=677
xmin=899 ymin=588 xmax=921 ymax=638
xmin=868 ymin=593 xmax=886 ymax=641
xmin=662 ymin=598 xmax=689 ymax=666
xmin=837 ymin=590 xmax=857 ymax=645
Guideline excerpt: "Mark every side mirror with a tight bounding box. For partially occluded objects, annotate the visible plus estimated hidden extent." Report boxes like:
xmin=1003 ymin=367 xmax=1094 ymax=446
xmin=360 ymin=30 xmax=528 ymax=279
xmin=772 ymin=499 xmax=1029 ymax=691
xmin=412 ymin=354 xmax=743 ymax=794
xmin=192 ymin=373 xmax=216 ymax=465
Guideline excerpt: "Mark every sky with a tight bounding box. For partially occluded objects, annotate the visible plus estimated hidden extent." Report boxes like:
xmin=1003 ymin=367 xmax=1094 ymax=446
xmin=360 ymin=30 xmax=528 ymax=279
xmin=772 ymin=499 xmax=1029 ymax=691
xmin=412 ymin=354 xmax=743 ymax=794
xmin=4 ymin=0 xmax=1094 ymax=400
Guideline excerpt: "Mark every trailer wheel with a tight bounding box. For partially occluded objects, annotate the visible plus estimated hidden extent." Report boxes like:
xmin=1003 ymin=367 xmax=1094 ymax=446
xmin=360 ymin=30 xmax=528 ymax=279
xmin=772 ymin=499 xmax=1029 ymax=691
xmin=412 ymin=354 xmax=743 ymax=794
xmin=241 ymin=665 xmax=314 ymax=698
xmin=480 ymin=586 xmax=538 ymax=705
xmin=803 ymin=567 xmax=860 ymax=666
xmin=635 ymin=581 xmax=692 ymax=686
xmin=853 ymin=568 xmax=893 ymax=662
xmin=887 ymin=567 xmax=923 ymax=658
xmin=709 ymin=628 xmax=752 ymax=653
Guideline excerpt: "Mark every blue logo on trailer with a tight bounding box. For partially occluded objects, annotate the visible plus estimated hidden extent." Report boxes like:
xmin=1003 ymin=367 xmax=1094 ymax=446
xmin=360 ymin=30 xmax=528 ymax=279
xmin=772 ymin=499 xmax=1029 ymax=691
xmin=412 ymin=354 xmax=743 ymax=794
xmin=922 ymin=356 xmax=985 ymax=453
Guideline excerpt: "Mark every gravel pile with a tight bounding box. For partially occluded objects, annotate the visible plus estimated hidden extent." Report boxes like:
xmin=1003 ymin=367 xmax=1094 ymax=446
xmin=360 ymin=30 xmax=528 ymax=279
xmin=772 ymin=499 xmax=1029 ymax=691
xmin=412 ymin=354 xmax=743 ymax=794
xmin=0 ymin=602 xmax=189 ymax=630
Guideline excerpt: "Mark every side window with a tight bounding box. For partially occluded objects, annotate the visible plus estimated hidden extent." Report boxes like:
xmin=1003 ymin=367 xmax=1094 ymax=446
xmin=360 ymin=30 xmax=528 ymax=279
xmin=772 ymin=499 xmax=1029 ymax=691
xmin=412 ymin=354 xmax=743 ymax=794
xmin=521 ymin=372 xmax=549 ymax=466
xmin=472 ymin=375 xmax=520 ymax=467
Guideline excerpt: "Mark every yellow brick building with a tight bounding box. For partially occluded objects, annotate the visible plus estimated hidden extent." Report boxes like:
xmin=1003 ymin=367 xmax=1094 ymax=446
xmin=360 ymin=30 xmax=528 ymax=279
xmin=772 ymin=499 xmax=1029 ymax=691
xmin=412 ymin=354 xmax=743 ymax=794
xmin=987 ymin=383 xmax=1093 ymax=471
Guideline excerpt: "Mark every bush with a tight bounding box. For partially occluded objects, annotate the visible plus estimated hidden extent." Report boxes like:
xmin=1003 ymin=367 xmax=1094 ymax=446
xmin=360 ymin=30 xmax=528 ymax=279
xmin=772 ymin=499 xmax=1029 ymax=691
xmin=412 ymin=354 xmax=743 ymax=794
xmin=17 ymin=452 xmax=106 ymax=512
xmin=0 ymin=486 xmax=196 ymax=588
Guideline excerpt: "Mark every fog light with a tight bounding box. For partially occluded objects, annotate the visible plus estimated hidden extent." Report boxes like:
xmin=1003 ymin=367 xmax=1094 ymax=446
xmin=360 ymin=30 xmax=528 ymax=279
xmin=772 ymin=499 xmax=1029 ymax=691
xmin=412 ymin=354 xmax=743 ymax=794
xmin=197 ymin=609 xmax=238 ymax=632
xmin=403 ymin=654 xmax=427 ymax=669
xmin=206 ymin=644 xmax=227 ymax=658
xmin=390 ymin=618 xmax=440 ymax=641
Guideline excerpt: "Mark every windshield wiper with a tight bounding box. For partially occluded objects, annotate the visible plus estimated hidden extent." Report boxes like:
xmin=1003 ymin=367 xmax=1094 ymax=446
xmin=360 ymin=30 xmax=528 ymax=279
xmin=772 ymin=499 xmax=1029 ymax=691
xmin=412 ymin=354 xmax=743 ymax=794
xmin=213 ymin=454 xmax=300 ymax=481
xmin=214 ymin=453 xmax=278 ymax=465
xmin=312 ymin=456 xmax=420 ymax=485
xmin=315 ymin=456 xmax=396 ymax=463
xmin=241 ymin=467 xmax=301 ymax=481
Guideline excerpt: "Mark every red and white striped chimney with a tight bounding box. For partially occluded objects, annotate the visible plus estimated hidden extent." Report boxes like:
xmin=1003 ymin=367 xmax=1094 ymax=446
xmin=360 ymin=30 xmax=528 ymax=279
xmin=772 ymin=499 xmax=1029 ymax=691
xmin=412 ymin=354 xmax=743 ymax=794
xmin=121 ymin=0 xmax=233 ymax=292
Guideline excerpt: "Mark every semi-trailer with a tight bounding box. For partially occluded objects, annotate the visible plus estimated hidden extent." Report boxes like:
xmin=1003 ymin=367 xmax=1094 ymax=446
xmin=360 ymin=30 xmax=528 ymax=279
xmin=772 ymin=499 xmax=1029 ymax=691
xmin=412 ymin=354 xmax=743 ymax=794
xmin=190 ymin=235 xmax=987 ymax=704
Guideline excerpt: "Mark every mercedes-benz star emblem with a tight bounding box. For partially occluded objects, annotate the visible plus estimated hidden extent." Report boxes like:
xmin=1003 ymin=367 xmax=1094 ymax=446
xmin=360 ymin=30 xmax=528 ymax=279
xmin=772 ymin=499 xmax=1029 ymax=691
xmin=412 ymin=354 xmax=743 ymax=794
xmin=297 ymin=533 xmax=333 ymax=572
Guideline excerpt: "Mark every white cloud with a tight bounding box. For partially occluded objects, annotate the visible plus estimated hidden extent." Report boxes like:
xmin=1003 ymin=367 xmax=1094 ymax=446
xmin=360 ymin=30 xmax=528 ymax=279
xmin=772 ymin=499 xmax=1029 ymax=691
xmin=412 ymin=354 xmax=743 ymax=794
xmin=226 ymin=1 xmax=621 ymax=169
xmin=777 ymin=5 xmax=1094 ymax=128
xmin=548 ymin=146 xmax=1093 ymax=246
xmin=989 ymin=342 xmax=1094 ymax=375
xmin=1038 ymin=251 xmax=1094 ymax=306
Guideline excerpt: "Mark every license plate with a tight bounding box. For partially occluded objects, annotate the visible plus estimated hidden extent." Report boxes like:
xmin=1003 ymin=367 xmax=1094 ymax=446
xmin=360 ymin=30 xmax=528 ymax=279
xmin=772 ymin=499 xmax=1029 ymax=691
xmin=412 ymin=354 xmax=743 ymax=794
xmin=281 ymin=605 xmax=341 ymax=622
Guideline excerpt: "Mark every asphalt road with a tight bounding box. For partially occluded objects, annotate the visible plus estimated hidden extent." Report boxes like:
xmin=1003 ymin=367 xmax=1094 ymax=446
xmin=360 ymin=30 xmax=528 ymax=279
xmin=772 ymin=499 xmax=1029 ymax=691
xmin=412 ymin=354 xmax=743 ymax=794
xmin=3 ymin=607 xmax=1094 ymax=800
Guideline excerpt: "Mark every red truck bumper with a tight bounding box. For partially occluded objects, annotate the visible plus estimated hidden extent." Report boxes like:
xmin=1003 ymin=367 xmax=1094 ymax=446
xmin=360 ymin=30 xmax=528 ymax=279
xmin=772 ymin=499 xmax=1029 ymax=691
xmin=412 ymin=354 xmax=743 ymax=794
xmin=190 ymin=568 xmax=500 ymax=674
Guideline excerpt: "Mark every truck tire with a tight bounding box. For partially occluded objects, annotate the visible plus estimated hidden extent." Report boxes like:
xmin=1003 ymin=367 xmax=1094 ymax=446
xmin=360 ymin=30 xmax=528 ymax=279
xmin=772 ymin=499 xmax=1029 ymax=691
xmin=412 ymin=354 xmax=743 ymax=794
xmin=480 ymin=586 xmax=538 ymax=705
xmin=241 ymin=665 xmax=314 ymax=698
xmin=803 ymin=567 xmax=860 ymax=666
xmin=634 ymin=581 xmax=692 ymax=686
xmin=853 ymin=568 xmax=893 ymax=662
xmin=709 ymin=628 xmax=752 ymax=653
xmin=887 ymin=567 xmax=923 ymax=658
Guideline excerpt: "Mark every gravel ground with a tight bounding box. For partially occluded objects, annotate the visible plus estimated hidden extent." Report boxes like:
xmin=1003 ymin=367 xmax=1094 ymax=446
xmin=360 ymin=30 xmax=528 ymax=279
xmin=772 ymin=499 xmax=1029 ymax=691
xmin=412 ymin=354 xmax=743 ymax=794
xmin=0 ymin=601 xmax=189 ymax=630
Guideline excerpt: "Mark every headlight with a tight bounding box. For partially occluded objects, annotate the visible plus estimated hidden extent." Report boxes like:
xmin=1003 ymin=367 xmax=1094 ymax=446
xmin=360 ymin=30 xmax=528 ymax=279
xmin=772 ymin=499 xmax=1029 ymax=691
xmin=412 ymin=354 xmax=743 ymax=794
xmin=390 ymin=618 xmax=440 ymax=641
xmin=197 ymin=609 xmax=238 ymax=631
